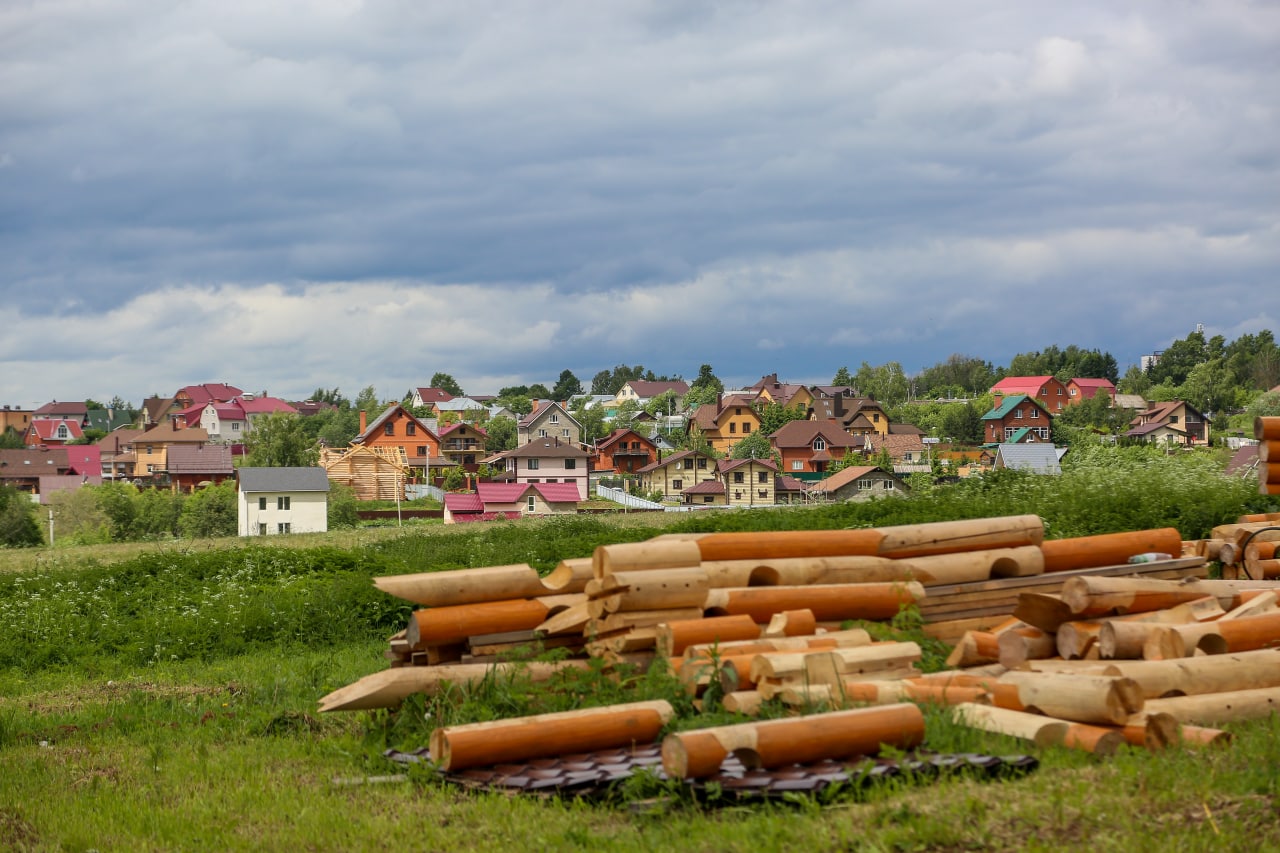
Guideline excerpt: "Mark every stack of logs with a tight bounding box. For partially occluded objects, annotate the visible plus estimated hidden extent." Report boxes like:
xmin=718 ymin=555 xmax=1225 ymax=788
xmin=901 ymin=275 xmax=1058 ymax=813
xmin=1258 ymin=416 xmax=1280 ymax=497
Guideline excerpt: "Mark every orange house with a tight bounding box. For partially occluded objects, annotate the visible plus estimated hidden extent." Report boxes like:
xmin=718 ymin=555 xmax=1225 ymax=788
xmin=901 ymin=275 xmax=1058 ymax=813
xmin=353 ymin=404 xmax=441 ymax=469
xmin=594 ymin=428 xmax=658 ymax=475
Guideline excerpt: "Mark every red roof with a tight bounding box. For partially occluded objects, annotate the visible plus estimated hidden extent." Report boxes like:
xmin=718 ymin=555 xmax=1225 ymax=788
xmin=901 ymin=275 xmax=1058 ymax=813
xmin=179 ymin=384 xmax=243 ymax=405
xmin=1069 ymin=378 xmax=1116 ymax=400
xmin=681 ymin=480 xmax=725 ymax=495
xmin=62 ymin=445 xmax=101 ymax=476
xmin=477 ymin=482 xmax=530 ymax=503
xmin=415 ymin=387 xmax=455 ymax=404
xmin=531 ymin=482 xmax=583 ymax=504
xmin=29 ymin=419 xmax=84 ymax=441
xmin=444 ymin=492 xmax=485 ymax=513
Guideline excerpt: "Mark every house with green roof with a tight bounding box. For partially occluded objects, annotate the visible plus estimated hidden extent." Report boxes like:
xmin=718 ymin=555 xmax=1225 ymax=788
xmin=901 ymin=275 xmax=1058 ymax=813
xmin=981 ymin=394 xmax=1052 ymax=445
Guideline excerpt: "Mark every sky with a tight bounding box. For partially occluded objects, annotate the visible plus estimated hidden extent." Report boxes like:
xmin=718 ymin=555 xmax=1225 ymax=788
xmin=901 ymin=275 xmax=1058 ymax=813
xmin=2 ymin=0 xmax=1278 ymax=408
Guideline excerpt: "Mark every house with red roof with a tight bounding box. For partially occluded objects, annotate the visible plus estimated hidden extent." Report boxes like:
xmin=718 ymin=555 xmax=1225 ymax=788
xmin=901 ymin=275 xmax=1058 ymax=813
xmin=487 ymin=436 xmax=591 ymax=499
xmin=443 ymin=481 xmax=582 ymax=522
xmin=593 ymin=428 xmax=657 ymax=475
xmin=182 ymin=394 xmax=298 ymax=442
xmin=24 ymin=418 xmax=84 ymax=447
xmin=991 ymin=376 xmax=1070 ymax=413
xmin=1065 ymin=378 xmax=1117 ymax=405
xmin=748 ymin=374 xmax=814 ymax=412
xmin=408 ymin=387 xmax=455 ymax=409
xmin=166 ymin=444 xmax=236 ymax=492
xmin=352 ymin=404 xmax=443 ymax=476
xmin=1126 ymin=400 xmax=1210 ymax=447
xmin=769 ymin=420 xmax=864 ymax=475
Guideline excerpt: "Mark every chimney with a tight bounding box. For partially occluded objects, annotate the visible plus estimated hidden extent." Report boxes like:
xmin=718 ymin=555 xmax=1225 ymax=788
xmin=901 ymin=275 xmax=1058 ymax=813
xmin=359 ymin=410 xmax=367 ymax=433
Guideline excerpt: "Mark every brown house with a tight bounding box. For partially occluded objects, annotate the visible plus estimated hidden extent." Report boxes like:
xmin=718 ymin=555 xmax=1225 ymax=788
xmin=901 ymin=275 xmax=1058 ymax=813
xmin=769 ymin=420 xmax=864 ymax=475
xmin=636 ymin=450 xmax=717 ymax=501
xmin=594 ymin=428 xmax=658 ymax=475
xmin=1127 ymin=401 xmax=1210 ymax=446
xmin=981 ymin=395 xmax=1052 ymax=444
xmin=991 ymin=376 xmax=1070 ymax=413
xmin=438 ymin=422 xmax=488 ymax=466
xmin=165 ymin=444 xmax=236 ymax=492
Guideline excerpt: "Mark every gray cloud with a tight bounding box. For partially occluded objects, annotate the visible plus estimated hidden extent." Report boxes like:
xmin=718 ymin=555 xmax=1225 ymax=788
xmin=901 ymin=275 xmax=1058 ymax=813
xmin=1 ymin=0 xmax=1276 ymax=405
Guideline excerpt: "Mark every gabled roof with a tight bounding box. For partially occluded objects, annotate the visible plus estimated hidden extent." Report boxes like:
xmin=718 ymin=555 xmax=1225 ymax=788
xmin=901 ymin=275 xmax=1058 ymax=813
xmin=179 ymin=384 xmax=243 ymax=406
xmin=1113 ymin=394 xmax=1147 ymax=410
xmin=61 ymin=445 xmax=101 ymax=476
xmin=596 ymin=428 xmax=656 ymax=452
xmin=1069 ymin=378 xmax=1116 ymax=399
xmin=1125 ymin=421 xmax=1187 ymax=437
xmin=165 ymin=444 xmax=234 ymax=474
xmin=622 ymin=380 xmax=689 ymax=398
xmin=995 ymin=444 xmax=1062 ymax=474
xmin=717 ymin=457 xmax=779 ymax=474
xmin=138 ymin=422 xmax=210 ymax=444
xmin=636 ymin=449 xmax=709 ymax=474
xmin=503 ymin=437 xmax=591 ymax=459
xmin=476 ymin=481 xmax=582 ymax=505
xmin=237 ymin=467 xmax=330 ymax=493
xmin=691 ymin=394 xmax=760 ymax=430
xmin=0 ymin=447 xmax=69 ymax=475
xmin=444 ymin=492 xmax=485 ymax=513
xmin=354 ymin=404 xmax=439 ymax=444
xmin=33 ymin=401 xmax=88 ymax=419
xmin=991 ymin=376 xmax=1056 ymax=396
xmin=414 ymin=387 xmax=455 ymax=404
xmin=868 ymin=433 xmax=926 ymax=455
xmin=982 ymin=394 xmax=1047 ymax=420
xmin=768 ymin=420 xmax=860 ymax=449
xmin=28 ymin=419 xmax=84 ymax=441
xmin=681 ymin=479 xmax=725 ymax=495
xmin=438 ymin=422 xmax=487 ymax=438
xmin=809 ymin=465 xmax=900 ymax=493
xmin=774 ymin=475 xmax=807 ymax=493
xmin=236 ymin=395 xmax=297 ymax=415
xmin=96 ymin=428 xmax=141 ymax=453
xmin=518 ymin=400 xmax=580 ymax=429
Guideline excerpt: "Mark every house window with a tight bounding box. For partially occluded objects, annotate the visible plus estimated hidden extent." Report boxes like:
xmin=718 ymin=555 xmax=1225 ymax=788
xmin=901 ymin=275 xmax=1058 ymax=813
xmin=232 ymin=422 xmax=240 ymax=431
xmin=527 ymin=459 xmax=540 ymax=470
xmin=743 ymin=424 xmax=751 ymax=434
xmin=527 ymin=478 xmax=539 ymax=483
xmin=1036 ymin=428 xmax=1051 ymax=440
xmin=417 ymin=446 xmax=427 ymax=456
xmin=278 ymin=522 xmax=291 ymax=533
xmin=672 ymin=479 xmax=683 ymax=490
xmin=527 ymin=496 xmax=536 ymax=511
xmin=734 ymin=490 xmax=742 ymax=499
xmin=538 ymin=429 xmax=548 ymax=437
xmin=384 ymin=423 xmax=395 ymax=436
xmin=1057 ymin=387 xmax=1063 ymax=395
xmin=758 ymin=471 xmax=767 ymax=483
xmin=1030 ymin=409 xmax=1039 ymax=419
xmin=858 ymin=478 xmax=872 ymax=491
xmin=406 ymin=422 xmax=416 ymax=435
xmin=703 ymin=496 xmax=714 ymax=503
xmin=277 ymin=496 xmax=291 ymax=510
xmin=257 ymin=523 xmax=267 ymax=535
xmin=258 ymin=497 xmax=267 ymax=510
xmin=1169 ymin=415 xmax=1179 ymax=423
xmin=565 ymin=459 xmax=576 ymax=469
xmin=1004 ymin=427 xmax=1017 ymax=439
xmin=734 ymin=472 xmax=745 ymax=484
xmin=1014 ymin=408 xmax=1024 ymax=419
xmin=562 ymin=429 xmax=570 ymax=437
xmin=729 ymin=423 xmax=737 ymax=434
xmin=696 ymin=458 xmax=708 ymax=469
xmin=1070 ymin=388 xmax=1078 ymax=396
xmin=792 ymin=461 xmax=803 ymax=470
xmin=549 ymin=414 xmax=559 ymax=424
xmin=873 ymin=413 xmax=880 ymax=422
xmin=904 ymin=452 xmax=913 ymax=462
xmin=813 ymin=438 xmax=827 ymax=451
xmin=758 ymin=490 xmax=768 ymax=498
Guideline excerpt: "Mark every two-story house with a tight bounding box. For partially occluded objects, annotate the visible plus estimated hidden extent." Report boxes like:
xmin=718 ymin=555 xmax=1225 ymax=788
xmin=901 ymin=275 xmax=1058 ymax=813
xmin=636 ymin=450 xmax=718 ymax=501
xmin=237 ymin=467 xmax=330 ymax=536
xmin=749 ymin=374 xmax=814 ymax=412
xmin=96 ymin=427 xmax=141 ymax=480
xmin=593 ymin=428 xmax=657 ymax=475
xmin=518 ymin=401 xmax=582 ymax=447
xmin=24 ymin=418 xmax=84 ymax=447
xmin=0 ymin=405 xmax=32 ymax=439
xmin=490 ymin=437 xmax=591 ymax=500
xmin=615 ymin=380 xmax=690 ymax=407
xmin=717 ymin=457 xmax=778 ymax=507
xmin=689 ymin=394 xmax=763 ymax=455
xmin=1065 ymin=378 xmax=1117 ymax=406
xmin=981 ymin=395 xmax=1053 ymax=444
xmin=1126 ymin=401 xmax=1210 ymax=447
xmin=991 ymin=376 xmax=1070 ymax=413
xmin=166 ymin=444 xmax=236 ymax=492
xmin=186 ymin=394 xmax=298 ymax=443
xmin=769 ymin=420 xmax=864 ymax=475
xmin=437 ymin=422 xmax=488 ymax=467
xmin=352 ymin=404 xmax=442 ymax=476
xmin=131 ymin=422 xmax=211 ymax=479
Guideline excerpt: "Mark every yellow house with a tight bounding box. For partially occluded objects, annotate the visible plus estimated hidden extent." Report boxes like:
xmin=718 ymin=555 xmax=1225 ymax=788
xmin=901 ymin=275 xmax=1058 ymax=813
xmin=133 ymin=422 xmax=210 ymax=479
xmin=717 ymin=457 xmax=778 ymax=507
xmin=636 ymin=450 xmax=718 ymax=501
xmin=689 ymin=394 xmax=763 ymax=455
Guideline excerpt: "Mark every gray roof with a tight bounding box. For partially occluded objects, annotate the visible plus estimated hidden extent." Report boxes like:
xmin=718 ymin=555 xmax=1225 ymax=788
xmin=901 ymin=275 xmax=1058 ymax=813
xmin=237 ymin=466 xmax=331 ymax=493
xmin=994 ymin=444 xmax=1062 ymax=474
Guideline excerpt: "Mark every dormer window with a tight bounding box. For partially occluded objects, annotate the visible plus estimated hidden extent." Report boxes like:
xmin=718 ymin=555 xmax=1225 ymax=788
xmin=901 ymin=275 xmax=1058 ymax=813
xmin=813 ymin=438 xmax=827 ymax=451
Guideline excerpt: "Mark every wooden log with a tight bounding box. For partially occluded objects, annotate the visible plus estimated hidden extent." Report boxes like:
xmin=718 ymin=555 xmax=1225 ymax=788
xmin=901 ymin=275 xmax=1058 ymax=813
xmin=1061 ymin=722 xmax=1126 ymax=756
xmin=1040 ymin=529 xmax=1185 ymax=573
xmin=946 ymin=631 xmax=1001 ymax=668
xmin=655 ymin=614 xmax=760 ymax=658
xmin=593 ymin=539 xmax=703 ymax=578
xmin=999 ymin=671 xmax=1144 ymax=725
xmin=1218 ymin=591 xmax=1278 ymax=621
xmin=1056 ymin=621 xmax=1105 ymax=660
xmin=876 ymin=515 xmax=1045 ymax=558
xmin=1013 ymin=593 xmax=1076 ymax=633
xmin=729 ymin=555 xmax=904 ymax=587
xmin=1120 ymin=712 xmax=1181 ymax=751
xmin=703 ymin=582 xmax=924 ymax=623
xmin=1256 ymin=440 xmax=1280 ymax=463
xmin=693 ymin=529 xmax=883 ymax=563
xmin=1244 ymin=541 xmax=1279 ymax=562
xmin=317 ymin=660 xmax=594 ymax=712
xmin=407 ymin=599 xmax=549 ymax=648
xmin=660 ymin=703 xmax=925 ymax=779
xmin=763 ymin=609 xmax=817 ymax=639
xmin=1256 ymin=416 xmax=1280 ymax=441
xmin=1137 ymin=686 xmax=1280 ymax=725
xmin=430 ymin=700 xmax=675 ymax=771
xmin=683 ymin=629 xmax=872 ymax=661
xmin=722 ymin=690 xmax=765 ymax=716
xmin=1195 ymin=610 xmax=1280 ymax=655
xmin=592 ymin=607 xmax=704 ymax=634
xmin=792 ymin=642 xmax=922 ymax=682
xmin=997 ymin=626 xmax=1056 ymax=668
xmin=541 ymin=558 xmax=594 ymax=593
xmin=778 ymin=684 xmax=840 ymax=709
xmin=1176 ymin=725 xmax=1233 ymax=747
xmin=897 ymin=546 xmax=1045 ymax=585
xmin=374 ymin=564 xmax=546 ymax=606
xmin=1060 ymin=576 xmax=1235 ymax=617
xmin=535 ymin=601 xmax=591 ymax=637
xmin=953 ymin=703 xmax=1069 ymax=747
xmin=1097 ymin=649 xmax=1280 ymax=698
xmin=1242 ymin=559 xmax=1280 ymax=580
xmin=598 ymin=568 xmax=710 ymax=612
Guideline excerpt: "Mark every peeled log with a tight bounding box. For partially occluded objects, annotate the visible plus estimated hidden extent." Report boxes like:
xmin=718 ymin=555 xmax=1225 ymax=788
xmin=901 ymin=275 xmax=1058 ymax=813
xmin=1257 ymin=440 xmax=1280 ymax=463
xmin=1137 ymin=686 xmax=1280 ymax=725
xmin=317 ymin=660 xmax=593 ymax=712
xmin=655 ymin=614 xmax=760 ymax=658
xmin=743 ymin=555 xmax=907 ymax=587
xmin=599 ymin=568 xmax=711 ymax=612
xmin=999 ymin=671 xmax=1144 ymax=725
xmin=1062 ymin=722 xmax=1126 ymax=756
xmin=593 ymin=539 xmax=703 ymax=578
xmin=953 ymin=703 xmax=1069 ymax=747
xmin=694 ymin=529 xmax=884 ymax=563
xmin=1256 ymin=416 xmax=1280 ymax=441
xmin=764 ymin=609 xmax=817 ymax=638
xmin=946 ymin=631 xmax=1001 ymax=668
xmin=997 ymin=626 xmax=1056 ymax=668
xmin=661 ymin=703 xmax=925 ymax=779
xmin=541 ymin=558 xmax=594 ymax=593
xmin=374 ymin=564 xmax=546 ymax=607
xmin=1098 ymin=649 xmax=1280 ymax=698
xmin=896 ymin=546 xmax=1045 ymax=585
xmin=683 ymin=629 xmax=872 ymax=661
xmin=1040 ymin=529 xmax=1184 ymax=573
xmin=429 ymin=700 xmax=674 ymax=771
xmin=407 ymin=599 xmax=549 ymax=648
xmin=1196 ymin=610 xmax=1280 ymax=655
xmin=1061 ymin=577 xmax=1233 ymax=617
xmin=703 ymin=582 xmax=924 ymax=623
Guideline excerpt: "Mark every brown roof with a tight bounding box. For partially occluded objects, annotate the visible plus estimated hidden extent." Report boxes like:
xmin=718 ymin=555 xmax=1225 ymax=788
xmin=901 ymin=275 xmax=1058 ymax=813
xmin=503 ymin=437 xmax=591 ymax=459
xmin=809 ymin=465 xmax=900 ymax=493
xmin=165 ymin=444 xmax=234 ymax=474
xmin=139 ymin=422 xmax=210 ymax=444
xmin=769 ymin=420 xmax=859 ymax=449
xmin=624 ymin=380 xmax=689 ymax=398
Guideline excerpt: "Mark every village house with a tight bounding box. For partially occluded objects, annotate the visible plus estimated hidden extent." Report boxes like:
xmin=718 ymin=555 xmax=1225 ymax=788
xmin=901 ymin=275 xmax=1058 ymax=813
xmin=991 ymin=376 xmax=1070 ymax=413
xmin=636 ymin=449 xmax=718 ymax=501
xmin=689 ymin=394 xmax=763 ymax=455
xmin=769 ymin=420 xmax=864 ymax=475
xmin=0 ymin=405 xmax=32 ymax=438
xmin=807 ymin=465 xmax=910 ymax=502
xmin=1065 ymin=378 xmax=1117 ymax=405
xmin=981 ymin=395 xmax=1053 ymax=444
xmin=487 ymin=437 xmax=591 ymax=500
xmin=351 ymin=404 xmax=443 ymax=479
xmin=748 ymin=374 xmax=814 ymax=412
xmin=179 ymin=394 xmax=298 ymax=443
xmin=716 ymin=457 xmax=779 ymax=507
xmin=1126 ymin=400 xmax=1211 ymax=447
xmin=437 ymin=422 xmax=488 ymax=467
xmin=593 ymin=428 xmax=657 ymax=475
xmin=518 ymin=400 xmax=583 ymax=447
xmin=165 ymin=444 xmax=236 ymax=492
xmin=237 ymin=467 xmax=330 ymax=536
xmin=615 ymin=380 xmax=690 ymax=407
xmin=96 ymin=428 xmax=141 ymax=480
xmin=132 ymin=422 xmax=211 ymax=479
xmin=24 ymin=418 xmax=84 ymax=447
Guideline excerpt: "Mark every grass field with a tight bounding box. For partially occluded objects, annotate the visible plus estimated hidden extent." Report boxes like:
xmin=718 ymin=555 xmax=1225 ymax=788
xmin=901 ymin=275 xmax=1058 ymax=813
xmin=3 ymin=456 xmax=1278 ymax=851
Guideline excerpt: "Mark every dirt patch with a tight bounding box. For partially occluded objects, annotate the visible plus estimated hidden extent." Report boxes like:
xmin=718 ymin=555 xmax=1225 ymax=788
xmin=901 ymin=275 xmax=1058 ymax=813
xmin=3 ymin=678 xmax=242 ymax=716
xmin=0 ymin=807 xmax=39 ymax=850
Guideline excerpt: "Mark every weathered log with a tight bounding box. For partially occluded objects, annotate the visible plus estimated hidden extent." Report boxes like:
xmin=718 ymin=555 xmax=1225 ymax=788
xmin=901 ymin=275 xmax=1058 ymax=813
xmin=655 ymin=614 xmax=760 ymax=658
xmin=777 ymin=684 xmax=840 ymax=709
xmin=374 ymin=564 xmax=546 ymax=607
xmin=1256 ymin=440 xmax=1280 ymax=463
xmin=1120 ymin=712 xmax=1181 ymax=751
xmin=683 ymin=628 xmax=872 ymax=661
xmin=796 ymin=642 xmax=922 ymax=685
xmin=1040 ymin=529 xmax=1185 ymax=573
xmin=1241 ymin=559 xmax=1280 ymax=580
xmin=541 ymin=558 xmax=594 ymax=593
xmin=945 ymin=631 xmax=1001 ymax=668
xmin=598 ymin=568 xmax=711 ymax=613
xmin=407 ymin=599 xmax=550 ymax=648
xmin=740 ymin=555 xmax=907 ymax=587
xmin=722 ymin=690 xmax=765 ymax=716
xmin=430 ymin=700 xmax=674 ymax=771
xmin=876 ymin=515 xmax=1045 ymax=558
xmin=1135 ymin=686 xmax=1280 ymax=725
xmin=997 ymin=626 xmax=1056 ymax=668
xmin=999 ymin=671 xmax=1144 ymax=725
xmin=703 ymin=582 xmax=924 ymax=623
xmin=1218 ymin=590 xmax=1278 ymax=621
xmin=1176 ymin=724 xmax=1233 ymax=747
xmin=1195 ymin=610 xmax=1280 ymax=654
xmin=1060 ymin=576 xmax=1234 ymax=617
xmin=317 ymin=660 xmax=594 ymax=712
xmin=693 ymin=529 xmax=884 ymax=563
xmin=896 ymin=546 xmax=1046 ymax=585
xmin=1098 ymin=649 xmax=1280 ymax=698
xmin=1013 ymin=592 xmax=1076 ymax=633
xmin=1244 ymin=541 xmax=1279 ymax=562
xmin=535 ymin=601 xmax=592 ymax=637
xmin=661 ymin=704 xmax=925 ymax=779
xmin=1061 ymin=722 xmax=1126 ymax=755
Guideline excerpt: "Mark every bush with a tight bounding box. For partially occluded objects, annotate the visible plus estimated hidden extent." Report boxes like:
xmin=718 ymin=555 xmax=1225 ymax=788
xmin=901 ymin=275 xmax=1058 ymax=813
xmin=0 ymin=485 xmax=41 ymax=547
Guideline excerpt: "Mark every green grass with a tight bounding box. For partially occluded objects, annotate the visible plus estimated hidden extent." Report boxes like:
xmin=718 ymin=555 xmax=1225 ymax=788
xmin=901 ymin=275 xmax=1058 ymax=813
xmin=1 ymin=447 xmax=1278 ymax=850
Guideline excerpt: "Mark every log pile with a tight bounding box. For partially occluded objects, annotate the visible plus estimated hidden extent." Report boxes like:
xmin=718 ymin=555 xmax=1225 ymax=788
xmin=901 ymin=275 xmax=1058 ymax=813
xmin=1189 ymin=509 xmax=1280 ymax=581
xmin=1258 ymin=417 xmax=1280 ymax=497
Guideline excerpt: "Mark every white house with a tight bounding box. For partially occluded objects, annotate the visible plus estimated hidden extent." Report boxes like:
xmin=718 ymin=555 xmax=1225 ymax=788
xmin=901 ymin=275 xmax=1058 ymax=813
xmin=237 ymin=467 xmax=330 ymax=536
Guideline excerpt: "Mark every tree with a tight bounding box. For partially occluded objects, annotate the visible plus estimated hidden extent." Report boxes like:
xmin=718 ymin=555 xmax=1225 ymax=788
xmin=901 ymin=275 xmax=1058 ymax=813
xmin=613 ymin=399 xmax=642 ymax=430
xmin=327 ymin=482 xmax=360 ymax=529
xmin=551 ymin=369 xmax=583 ymax=401
xmin=682 ymin=384 xmax=720 ymax=409
xmin=872 ymin=446 xmax=895 ymax=473
xmin=854 ymin=361 xmax=910 ymax=407
xmin=354 ymin=385 xmax=382 ymax=417
xmin=729 ymin=430 xmax=776 ymax=467
xmin=937 ymin=402 xmax=984 ymax=444
xmin=528 ymin=383 xmax=552 ymax=400
xmin=97 ymin=481 xmax=140 ymax=541
xmin=0 ymin=427 xmax=24 ymax=449
xmin=308 ymin=387 xmax=347 ymax=406
xmin=441 ymin=466 xmax=466 ymax=491
xmin=136 ymin=487 xmax=183 ymax=539
xmin=485 ymin=416 xmax=518 ymax=453
xmin=831 ymin=366 xmax=854 ymax=387
xmin=242 ymin=412 xmax=321 ymax=468
xmin=0 ymin=484 xmax=42 ymax=547
xmin=756 ymin=401 xmax=809 ymax=436
xmin=690 ymin=364 xmax=723 ymax=395
xmin=179 ymin=482 xmax=238 ymax=538
xmin=48 ymin=488 xmax=110 ymax=545
xmin=572 ymin=402 xmax=607 ymax=445
xmin=430 ymin=373 xmax=465 ymax=396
